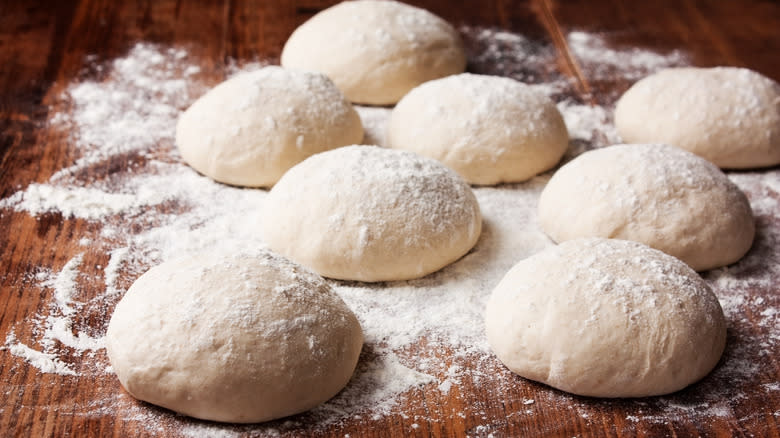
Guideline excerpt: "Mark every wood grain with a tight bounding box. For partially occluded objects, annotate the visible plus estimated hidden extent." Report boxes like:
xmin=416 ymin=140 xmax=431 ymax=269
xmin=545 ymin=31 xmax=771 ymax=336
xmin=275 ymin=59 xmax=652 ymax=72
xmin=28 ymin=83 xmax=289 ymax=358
xmin=1 ymin=1 xmax=779 ymax=436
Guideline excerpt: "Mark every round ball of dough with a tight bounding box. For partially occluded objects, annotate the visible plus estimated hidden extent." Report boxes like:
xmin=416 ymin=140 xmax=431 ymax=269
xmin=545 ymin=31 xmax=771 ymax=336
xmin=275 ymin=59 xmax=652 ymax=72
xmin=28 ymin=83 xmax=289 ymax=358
xmin=615 ymin=67 xmax=780 ymax=168
xmin=387 ymin=73 xmax=568 ymax=185
xmin=105 ymin=250 xmax=363 ymax=423
xmin=538 ymin=143 xmax=754 ymax=271
xmin=176 ymin=66 xmax=363 ymax=187
xmin=486 ymin=238 xmax=727 ymax=398
xmin=280 ymin=0 xmax=466 ymax=105
xmin=262 ymin=145 xmax=482 ymax=282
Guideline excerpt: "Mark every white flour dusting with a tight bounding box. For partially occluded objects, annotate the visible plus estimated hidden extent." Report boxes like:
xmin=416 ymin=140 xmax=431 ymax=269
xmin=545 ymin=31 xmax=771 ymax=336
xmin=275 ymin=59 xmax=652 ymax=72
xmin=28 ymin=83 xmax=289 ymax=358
xmin=48 ymin=44 xmax=200 ymax=179
xmin=104 ymin=247 xmax=130 ymax=296
xmin=355 ymin=106 xmax=391 ymax=147
xmin=567 ymin=31 xmax=688 ymax=81
xmin=47 ymin=253 xmax=84 ymax=316
xmin=0 ymin=26 xmax=777 ymax=436
xmin=4 ymin=334 xmax=77 ymax=376
xmin=0 ymin=184 xmax=169 ymax=220
xmin=462 ymin=26 xmax=564 ymax=92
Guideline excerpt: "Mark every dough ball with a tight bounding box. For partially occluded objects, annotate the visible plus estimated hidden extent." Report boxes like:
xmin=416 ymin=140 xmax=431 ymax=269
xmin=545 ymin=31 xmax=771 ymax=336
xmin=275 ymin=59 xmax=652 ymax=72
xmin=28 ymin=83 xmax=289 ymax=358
xmin=615 ymin=67 xmax=780 ymax=168
xmin=538 ymin=143 xmax=754 ymax=271
xmin=105 ymin=250 xmax=363 ymax=423
xmin=262 ymin=145 xmax=482 ymax=282
xmin=387 ymin=73 xmax=568 ymax=185
xmin=176 ymin=66 xmax=363 ymax=187
xmin=486 ymin=238 xmax=727 ymax=398
xmin=280 ymin=0 xmax=466 ymax=105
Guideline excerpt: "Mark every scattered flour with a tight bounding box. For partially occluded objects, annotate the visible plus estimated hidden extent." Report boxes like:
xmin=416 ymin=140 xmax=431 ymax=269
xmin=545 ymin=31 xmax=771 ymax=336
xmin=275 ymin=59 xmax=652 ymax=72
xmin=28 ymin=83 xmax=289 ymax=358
xmin=557 ymin=100 xmax=619 ymax=146
xmin=104 ymin=247 xmax=130 ymax=296
xmin=45 ymin=253 xmax=84 ymax=316
xmin=355 ymin=106 xmax=391 ymax=147
xmin=0 ymin=184 xmax=168 ymax=220
xmin=566 ymin=31 xmax=688 ymax=81
xmin=0 ymin=26 xmax=777 ymax=437
xmin=462 ymin=26 xmax=565 ymax=93
xmin=4 ymin=334 xmax=77 ymax=376
xmin=48 ymin=43 xmax=201 ymax=179
xmin=313 ymin=350 xmax=437 ymax=420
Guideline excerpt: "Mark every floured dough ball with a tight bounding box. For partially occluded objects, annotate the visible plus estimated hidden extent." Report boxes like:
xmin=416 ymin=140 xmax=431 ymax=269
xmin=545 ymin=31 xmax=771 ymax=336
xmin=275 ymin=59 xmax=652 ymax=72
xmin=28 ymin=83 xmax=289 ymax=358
xmin=615 ymin=67 xmax=780 ymax=168
xmin=105 ymin=250 xmax=363 ymax=423
xmin=262 ymin=146 xmax=482 ymax=282
xmin=176 ymin=66 xmax=363 ymax=187
xmin=538 ymin=144 xmax=754 ymax=271
xmin=486 ymin=238 xmax=727 ymax=398
xmin=387 ymin=73 xmax=568 ymax=185
xmin=280 ymin=0 xmax=466 ymax=105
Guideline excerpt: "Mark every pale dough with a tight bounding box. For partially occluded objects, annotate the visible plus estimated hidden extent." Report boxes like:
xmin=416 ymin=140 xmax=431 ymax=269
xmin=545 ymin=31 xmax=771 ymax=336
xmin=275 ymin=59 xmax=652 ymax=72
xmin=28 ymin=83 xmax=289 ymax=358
xmin=281 ymin=0 xmax=466 ymax=105
xmin=388 ymin=73 xmax=568 ymax=185
xmin=261 ymin=145 xmax=482 ymax=282
xmin=538 ymin=143 xmax=754 ymax=271
xmin=615 ymin=67 xmax=780 ymax=168
xmin=105 ymin=250 xmax=363 ymax=423
xmin=486 ymin=238 xmax=727 ymax=398
xmin=176 ymin=66 xmax=363 ymax=187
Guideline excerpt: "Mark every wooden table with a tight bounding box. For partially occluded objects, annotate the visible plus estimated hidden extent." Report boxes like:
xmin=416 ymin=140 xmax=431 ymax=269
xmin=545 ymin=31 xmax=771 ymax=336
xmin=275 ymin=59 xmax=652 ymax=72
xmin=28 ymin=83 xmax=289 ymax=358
xmin=1 ymin=1 xmax=779 ymax=436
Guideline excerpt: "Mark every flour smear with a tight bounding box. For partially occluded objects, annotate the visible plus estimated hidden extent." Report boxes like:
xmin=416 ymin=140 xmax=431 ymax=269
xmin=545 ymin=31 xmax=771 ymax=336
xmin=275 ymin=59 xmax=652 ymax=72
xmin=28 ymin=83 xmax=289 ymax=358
xmin=1 ymin=27 xmax=778 ymax=436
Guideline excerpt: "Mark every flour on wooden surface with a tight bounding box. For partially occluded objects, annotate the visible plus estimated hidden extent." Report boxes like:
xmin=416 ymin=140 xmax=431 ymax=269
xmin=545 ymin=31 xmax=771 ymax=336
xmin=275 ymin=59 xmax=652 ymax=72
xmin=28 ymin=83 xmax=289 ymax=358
xmin=462 ymin=26 xmax=563 ymax=92
xmin=567 ymin=31 xmax=688 ymax=81
xmin=0 ymin=184 xmax=169 ymax=220
xmin=4 ymin=334 xmax=77 ymax=376
xmin=0 ymin=27 xmax=777 ymax=436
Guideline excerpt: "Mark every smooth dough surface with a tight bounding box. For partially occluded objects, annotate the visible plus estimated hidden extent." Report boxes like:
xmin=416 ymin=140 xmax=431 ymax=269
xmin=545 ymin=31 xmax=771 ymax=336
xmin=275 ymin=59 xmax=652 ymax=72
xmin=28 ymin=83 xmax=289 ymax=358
xmin=615 ymin=67 xmax=780 ymax=168
xmin=262 ymin=145 xmax=482 ymax=282
xmin=387 ymin=74 xmax=568 ymax=185
xmin=176 ymin=66 xmax=363 ymax=187
xmin=105 ymin=250 xmax=363 ymax=423
xmin=280 ymin=0 xmax=466 ymax=105
xmin=486 ymin=238 xmax=727 ymax=398
xmin=538 ymin=143 xmax=754 ymax=271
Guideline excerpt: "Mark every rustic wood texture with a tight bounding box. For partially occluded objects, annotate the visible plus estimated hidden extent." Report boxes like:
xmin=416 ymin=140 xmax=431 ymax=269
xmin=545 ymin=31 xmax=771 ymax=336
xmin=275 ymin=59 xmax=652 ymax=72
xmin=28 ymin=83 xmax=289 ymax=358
xmin=1 ymin=0 xmax=779 ymax=436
